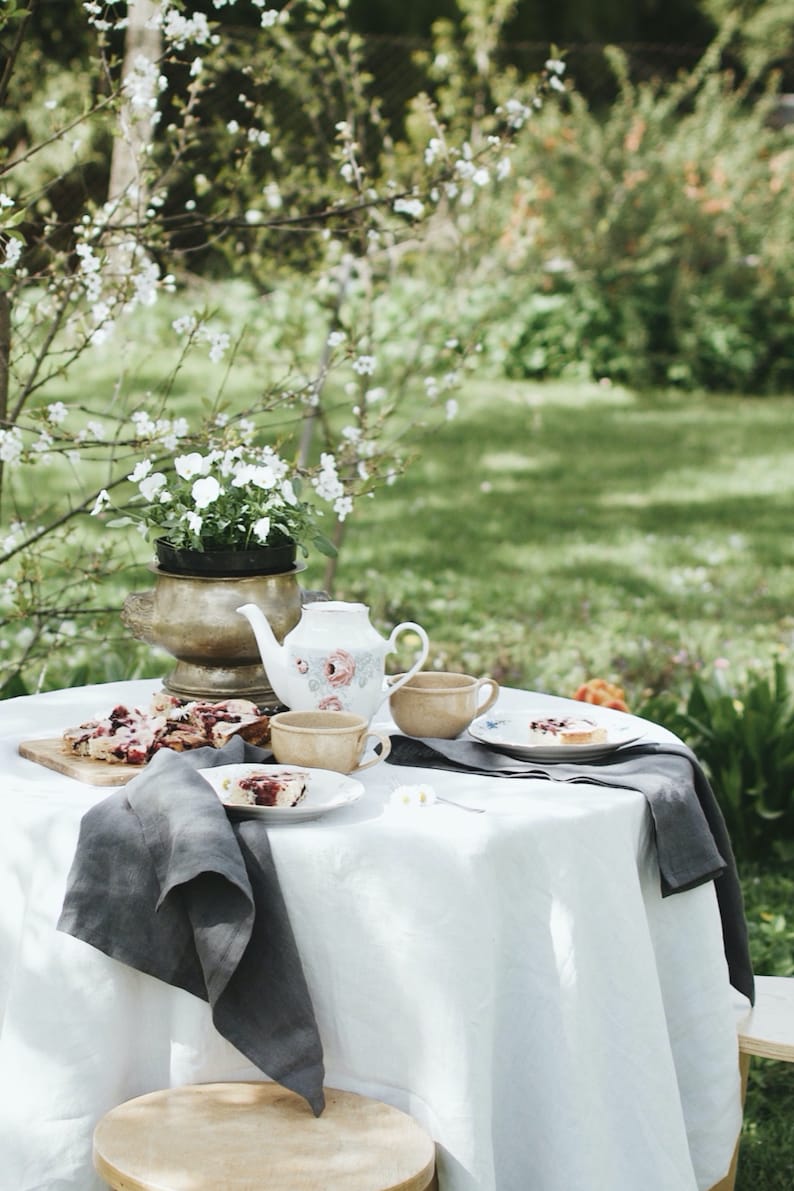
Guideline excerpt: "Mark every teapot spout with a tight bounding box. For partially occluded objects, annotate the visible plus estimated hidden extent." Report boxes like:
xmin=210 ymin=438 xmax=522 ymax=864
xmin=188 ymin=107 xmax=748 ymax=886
xmin=236 ymin=602 xmax=291 ymax=706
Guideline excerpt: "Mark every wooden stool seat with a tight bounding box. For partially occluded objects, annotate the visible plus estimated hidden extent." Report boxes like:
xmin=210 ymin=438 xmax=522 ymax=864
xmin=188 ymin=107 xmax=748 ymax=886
xmin=709 ymin=975 xmax=794 ymax=1191
xmin=738 ymin=974 xmax=794 ymax=1062
xmin=93 ymin=1081 xmax=437 ymax=1191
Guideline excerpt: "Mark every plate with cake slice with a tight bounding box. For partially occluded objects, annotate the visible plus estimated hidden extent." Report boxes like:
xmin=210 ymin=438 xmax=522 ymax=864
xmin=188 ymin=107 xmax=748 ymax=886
xmin=199 ymin=763 xmax=365 ymax=822
xmin=468 ymin=711 xmax=643 ymax=762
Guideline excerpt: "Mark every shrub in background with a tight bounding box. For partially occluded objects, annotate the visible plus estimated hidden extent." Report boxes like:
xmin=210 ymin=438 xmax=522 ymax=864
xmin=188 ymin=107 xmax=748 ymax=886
xmin=638 ymin=659 xmax=794 ymax=864
xmin=494 ymin=36 xmax=794 ymax=392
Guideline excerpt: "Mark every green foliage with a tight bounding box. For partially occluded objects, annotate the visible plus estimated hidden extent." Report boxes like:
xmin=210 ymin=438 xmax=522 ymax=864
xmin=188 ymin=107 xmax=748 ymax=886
xmin=496 ymin=39 xmax=794 ymax=392
xmin=741 ymin=862 xmax=794 ymax=976
xmin=637 ymin=661 xmax=794 ymax=862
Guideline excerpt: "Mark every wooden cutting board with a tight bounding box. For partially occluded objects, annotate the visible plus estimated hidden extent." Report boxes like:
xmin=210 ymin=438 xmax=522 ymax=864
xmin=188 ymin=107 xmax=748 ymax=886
xmin=18 ymin=738 xmax=143 ymax=786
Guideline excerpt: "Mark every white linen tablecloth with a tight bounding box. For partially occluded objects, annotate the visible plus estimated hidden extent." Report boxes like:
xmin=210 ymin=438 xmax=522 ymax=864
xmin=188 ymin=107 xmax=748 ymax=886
xmin=0 ymin=679 xmax=746 ymax=1191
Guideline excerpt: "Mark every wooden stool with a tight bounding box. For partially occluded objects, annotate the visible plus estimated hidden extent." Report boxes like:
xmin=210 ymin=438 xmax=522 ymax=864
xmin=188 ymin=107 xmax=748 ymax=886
xmin=93 ymin=1081 xmax=438 ymax=1191
xmin=709 ymin=975 xmax=794 ymax=1191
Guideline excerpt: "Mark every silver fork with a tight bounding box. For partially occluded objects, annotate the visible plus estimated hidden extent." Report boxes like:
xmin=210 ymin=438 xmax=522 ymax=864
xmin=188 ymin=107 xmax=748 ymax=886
xmin=435 ymin=794 xmax=486 ymax=814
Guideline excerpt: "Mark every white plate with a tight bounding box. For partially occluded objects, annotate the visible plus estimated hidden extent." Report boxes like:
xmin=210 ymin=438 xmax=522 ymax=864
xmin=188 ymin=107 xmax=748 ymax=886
xmin=198 ymin=763 xmax=365 ymax=823
xmin=468 ymin=710 xmax=643 ymax=762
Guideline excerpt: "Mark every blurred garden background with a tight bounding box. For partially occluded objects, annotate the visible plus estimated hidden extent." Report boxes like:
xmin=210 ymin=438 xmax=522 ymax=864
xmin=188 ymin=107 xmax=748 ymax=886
xmin=1 ymin=1 xmax=793 ymax=1184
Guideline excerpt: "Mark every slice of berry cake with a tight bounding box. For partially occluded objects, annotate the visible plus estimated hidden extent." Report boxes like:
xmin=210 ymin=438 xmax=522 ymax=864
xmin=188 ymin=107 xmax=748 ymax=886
xmin=527 ymin=716 xmax=608 ymax=747
xmin=61 ymin=695 xmax=271 ymax=766
xmin=222 ymin=768 xmax=309 ymax=808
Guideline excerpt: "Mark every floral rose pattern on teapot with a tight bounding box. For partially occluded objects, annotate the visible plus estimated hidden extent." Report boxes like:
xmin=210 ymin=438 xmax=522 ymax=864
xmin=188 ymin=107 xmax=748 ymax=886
xmin=293 ymin=646 xmax=380 ymax=712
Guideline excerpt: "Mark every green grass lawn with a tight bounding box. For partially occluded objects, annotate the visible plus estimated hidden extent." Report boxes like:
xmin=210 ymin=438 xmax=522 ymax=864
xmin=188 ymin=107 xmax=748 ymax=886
xmin=325 ymin=378 xmax=794 ymax=706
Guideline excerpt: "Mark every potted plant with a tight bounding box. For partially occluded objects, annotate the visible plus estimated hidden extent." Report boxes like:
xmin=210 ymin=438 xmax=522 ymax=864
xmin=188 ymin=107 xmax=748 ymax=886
xmin=106 ymin=443 xmax=340 ymax=577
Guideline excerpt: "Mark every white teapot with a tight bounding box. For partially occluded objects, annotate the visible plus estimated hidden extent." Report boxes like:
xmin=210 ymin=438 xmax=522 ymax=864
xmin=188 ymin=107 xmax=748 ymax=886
xmin=237 ymin=600 xmax=430 ymax=722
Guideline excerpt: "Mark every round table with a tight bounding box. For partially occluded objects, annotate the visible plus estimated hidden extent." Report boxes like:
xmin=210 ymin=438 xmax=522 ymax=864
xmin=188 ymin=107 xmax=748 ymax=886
xmin=0 ymin=679 xmax=746 ymax=1191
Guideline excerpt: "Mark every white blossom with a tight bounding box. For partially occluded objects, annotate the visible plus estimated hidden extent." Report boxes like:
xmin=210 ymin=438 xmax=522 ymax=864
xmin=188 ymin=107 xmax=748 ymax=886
xmin=247 ymin=127 xmax=271 ymax=147
xmin=352 ymin=355 xmax=376 ymax=376
xmin=172 ymin=314 xmax=198 ymax=337
xmin=327 ymin=330 xmax=345 ymax=348
xmin=389 ymin=783 xmax=437 ymax=809
xmin=161 ymin=7 xmax=213 ymax=50
xmin=128 ymin=459 xmax=153 ymax=483
xmin=1 ymin=237 xmax=23 ymax=270
xmin=334 ymin=494 xmax=353 ymax=521
xmin=0 ymin=428 xmax=23 ymax=464
xmin=393 ymin=196 xmax=424 ymax=219
xmin=47 ymin=402 xmax=68 ymax=425
xmin=132 ymin=410 xmax=158 ymax=437
xmin=90 ymin=489 xmax=111 ymax=516
xmin=424 ymin=138 xmax=443 ymax=165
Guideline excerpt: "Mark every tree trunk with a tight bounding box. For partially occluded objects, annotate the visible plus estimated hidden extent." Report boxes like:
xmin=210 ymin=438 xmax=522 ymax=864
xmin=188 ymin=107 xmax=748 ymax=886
xmin=107 ymin=0 xmax=162 ymax=210
xmin=0 ymin=291 xmax=10 ymax=518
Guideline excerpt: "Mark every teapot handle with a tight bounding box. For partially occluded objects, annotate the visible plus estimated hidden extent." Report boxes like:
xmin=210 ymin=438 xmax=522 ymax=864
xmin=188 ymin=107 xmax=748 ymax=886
xmin=383 ymin=621 xmax=430 ymax=700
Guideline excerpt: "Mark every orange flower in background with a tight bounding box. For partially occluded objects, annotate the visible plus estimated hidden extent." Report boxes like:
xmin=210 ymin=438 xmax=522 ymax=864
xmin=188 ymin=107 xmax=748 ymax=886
xmin=573 ymin=678 xmax=630 ymax=713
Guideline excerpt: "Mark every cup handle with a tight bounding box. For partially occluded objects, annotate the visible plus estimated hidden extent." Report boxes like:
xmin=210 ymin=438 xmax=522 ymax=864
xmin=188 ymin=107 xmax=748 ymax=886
xmin=475 ymin=677 xmax=500 ymax=716
xmin=355 ymin=730 xmax=392 ymax=772
xmin=383 ymin=621 xmax=430 ymax=701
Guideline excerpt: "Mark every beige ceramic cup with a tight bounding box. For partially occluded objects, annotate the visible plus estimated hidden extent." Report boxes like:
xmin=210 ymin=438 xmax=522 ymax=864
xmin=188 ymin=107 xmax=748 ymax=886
xmin=388 ymin=671 xmax=500 ymax=739
xmin=269 ymin=710 xmax=391 ymax=775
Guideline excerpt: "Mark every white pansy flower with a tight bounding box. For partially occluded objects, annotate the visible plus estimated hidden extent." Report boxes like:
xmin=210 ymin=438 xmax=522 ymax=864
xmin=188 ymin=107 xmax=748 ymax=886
xmin=139 ymin=473 xmax=167 ymax=501
xmin=183 ymin=510 xmax=203 ymax=535
xmin=175 ymin=452 xmax=207 ymax=480
xmin=192 ymin=475 xmax=222 ymax=509
xmin=252 ymin=516 xmax=271 ymax=543
xmin=281 ymin=479 xmax=298 ymax=506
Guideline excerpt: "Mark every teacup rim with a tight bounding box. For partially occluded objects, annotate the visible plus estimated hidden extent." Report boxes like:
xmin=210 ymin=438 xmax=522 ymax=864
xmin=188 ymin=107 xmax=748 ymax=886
xmin=270 ymin=710 xmax=367 ymax=732
xmin=390 ymin=671 xmax=482 ymax=693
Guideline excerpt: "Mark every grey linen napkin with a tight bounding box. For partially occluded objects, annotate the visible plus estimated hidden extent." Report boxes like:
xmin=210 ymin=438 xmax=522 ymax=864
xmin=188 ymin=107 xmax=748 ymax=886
xmin=57 ymin=735 xmax=325 ymax=1115
xmin=386 ymin=734 xmax=754 ymax=1004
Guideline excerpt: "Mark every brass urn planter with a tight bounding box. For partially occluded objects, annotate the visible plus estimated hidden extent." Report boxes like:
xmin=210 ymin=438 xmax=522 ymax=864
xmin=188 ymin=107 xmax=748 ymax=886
xmin=121 ymin=561 xmax=308 ymax=706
